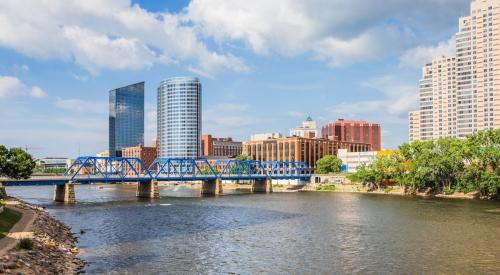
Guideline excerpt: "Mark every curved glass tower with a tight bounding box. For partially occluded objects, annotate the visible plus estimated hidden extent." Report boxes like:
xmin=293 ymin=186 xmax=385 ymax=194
xmin=157 ymin=77 xmax=201 ymax=158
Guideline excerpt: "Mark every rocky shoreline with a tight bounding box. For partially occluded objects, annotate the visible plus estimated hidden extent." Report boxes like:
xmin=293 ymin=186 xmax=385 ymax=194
xmin=0 ymin=200 xmax=84 ymax=274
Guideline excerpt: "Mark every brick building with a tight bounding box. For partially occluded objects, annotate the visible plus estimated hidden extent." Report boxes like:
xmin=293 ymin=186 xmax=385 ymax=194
xmin=321 ymin=119 xmax=381 ymax=151
xmin=122 ymin=144 xmax=157 ymax=173
xmin=242 ymin=136 xmax=370 ymax=171
xmin=201 ymin=135 xmax=242 ymax=158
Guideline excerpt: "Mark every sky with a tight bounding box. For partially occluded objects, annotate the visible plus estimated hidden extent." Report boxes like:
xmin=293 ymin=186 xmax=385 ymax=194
xmin=0 ymin=0 xmax=472 ymax=157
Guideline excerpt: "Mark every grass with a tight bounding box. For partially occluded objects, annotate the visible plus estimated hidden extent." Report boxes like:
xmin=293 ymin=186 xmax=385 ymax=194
xmin=315 ymin=184 xmax=337 ymax=191
xmin=0 ymin=207 xmax=22 ymax=239
xmin=384 ymin=187 xmax=395 ymax=193
xmin=273 ymin=184 xmax=285 ymax=188
xmin=17 ymin=238 xmax=34 ymax=250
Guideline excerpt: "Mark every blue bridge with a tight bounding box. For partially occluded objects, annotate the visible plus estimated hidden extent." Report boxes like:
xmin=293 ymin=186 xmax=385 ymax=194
xmin=0 ymin=156 xmax=312 ymax=203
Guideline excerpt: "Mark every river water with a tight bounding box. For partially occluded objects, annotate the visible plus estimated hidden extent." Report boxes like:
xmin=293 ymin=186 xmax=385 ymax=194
xmin=5 ymin=184 xmax=500 ymax=274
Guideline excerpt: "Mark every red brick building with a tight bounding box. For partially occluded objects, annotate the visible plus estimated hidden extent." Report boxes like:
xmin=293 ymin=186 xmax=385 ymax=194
xmin=321 ymin=119 xmax=381 ymax=151
xmin=122 ymin=144 xmax=157 ymax=174
xmin=202 ymin=135 xmax=242 ymax=158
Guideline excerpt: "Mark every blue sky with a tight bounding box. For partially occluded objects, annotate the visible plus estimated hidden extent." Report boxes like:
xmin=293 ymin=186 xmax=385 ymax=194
xmin=0 ymin=0 xmax=470 ymax=157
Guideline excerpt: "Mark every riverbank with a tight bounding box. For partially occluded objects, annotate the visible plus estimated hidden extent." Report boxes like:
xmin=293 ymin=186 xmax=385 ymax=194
xmin=0 ymin=199 xmax=84 ymax=274
xmin=301 ymin=184 xmax=490 ymax=200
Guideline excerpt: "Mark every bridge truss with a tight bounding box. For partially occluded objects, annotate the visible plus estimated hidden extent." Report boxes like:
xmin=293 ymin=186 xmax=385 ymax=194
xmin=61 ymin=157 xmax=312 ymax=183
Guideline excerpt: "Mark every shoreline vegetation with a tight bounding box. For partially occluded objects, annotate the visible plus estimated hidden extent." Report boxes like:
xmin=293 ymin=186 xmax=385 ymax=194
xmin=346 ymin=129 xmax=500 ymax=200
xmin=0 ymin=198 xmax=84 ymax=274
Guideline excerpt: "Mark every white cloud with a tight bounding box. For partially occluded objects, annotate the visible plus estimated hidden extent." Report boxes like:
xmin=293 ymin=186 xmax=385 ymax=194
xmin=0 ymin=0 xmax=248 ymax=75
xmin=30 ymin=86 xmax=47 ymax=98
xmin=0 ymin=76 xmax=47 ymax=98
xmin=399 ymin=36 xmax=456 ymax=68
xmin=186 ymin=0 xmax=467 ymax=67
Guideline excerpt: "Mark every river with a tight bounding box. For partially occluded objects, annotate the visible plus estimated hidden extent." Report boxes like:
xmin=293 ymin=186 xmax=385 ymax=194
xmin=5 ymin=184 xmax=500 ymax=274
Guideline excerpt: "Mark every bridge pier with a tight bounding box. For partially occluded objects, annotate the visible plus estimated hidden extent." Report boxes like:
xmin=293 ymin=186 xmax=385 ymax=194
xmin=136 ymin=180 xmax=159 ymax=198
xmin=201 ymin=179 xmax=223 ymax=196
xmin=252 ymin=179 xmax=273 ymax=193
xmin=53 ymin=182 xmax=76 ymax=203
xmin=0 ymin=182 xmax=6 ymax=198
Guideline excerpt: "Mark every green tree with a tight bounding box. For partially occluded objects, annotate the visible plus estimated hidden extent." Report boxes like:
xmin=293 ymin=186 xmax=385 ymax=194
xmin=0 ymin=146 xmax=35 ymax=179
xmin=316 ymin=155 xmax=342 ymax=174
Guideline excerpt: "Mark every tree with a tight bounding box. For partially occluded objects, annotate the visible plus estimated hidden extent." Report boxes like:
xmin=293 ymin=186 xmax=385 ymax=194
xmin=316 ymin=155 xmax=342 ymax=174
xmin=0 ymin=146 xmax=35 ymax=179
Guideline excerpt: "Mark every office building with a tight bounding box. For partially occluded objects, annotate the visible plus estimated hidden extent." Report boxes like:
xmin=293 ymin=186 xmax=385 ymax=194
xmin=121 ymin=143 xmax=157 ymax=174
xmin=201 ymin=135 xmax=242 ymax=158
xmin=321 ymin=119 xmax=382 ymax=151
xmin=243 ymin=136 xmax=370 ymax=171
xmin=109 ymin=82 xmax=144 ymax=157
xmin=157 ymin=77 xmax=201 ymax=158
xmin=289 ymin=117 xmax=318 ymax=138
xmin=409 ymin=0 xmax=500 ymax=141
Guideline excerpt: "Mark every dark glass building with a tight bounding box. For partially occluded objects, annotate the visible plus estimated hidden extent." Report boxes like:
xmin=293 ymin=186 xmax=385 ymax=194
xmin=109 ymin=82 xmax=145 ymax=157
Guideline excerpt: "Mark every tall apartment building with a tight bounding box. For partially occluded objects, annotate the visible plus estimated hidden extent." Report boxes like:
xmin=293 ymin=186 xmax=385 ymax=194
xmin=243 ymin=136 xmax=370 ymax=171
xmin=157 ymin=77 xmax=202 ymax=158
xmin=418 ymin=57 xmax=457 ymax=140
xmin=201 ymin=135 xmax=242 ymax=158
xmin=109 ymin=82 xmax=144 ymax=157
xmin=409 ymin=111 xmax=421 ymax=142
xmin=410 ymin=0 xmax=500 ymax=141
xmin=456 ymin=0 xmax=500 ymax=136
xmin=321 ymin=119 xmax=382 ymax=151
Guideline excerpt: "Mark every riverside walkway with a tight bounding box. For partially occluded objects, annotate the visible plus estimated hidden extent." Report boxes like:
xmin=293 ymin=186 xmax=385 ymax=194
xmin=0 ymin=156 xmax=312 ymax=202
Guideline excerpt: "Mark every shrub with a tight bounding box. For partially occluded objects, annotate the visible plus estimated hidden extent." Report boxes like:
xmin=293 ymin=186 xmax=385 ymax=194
xmin=443 ymin=186 xmax=454 ymax=195
xmin=17 ymin=238 xmax=33 ymax=250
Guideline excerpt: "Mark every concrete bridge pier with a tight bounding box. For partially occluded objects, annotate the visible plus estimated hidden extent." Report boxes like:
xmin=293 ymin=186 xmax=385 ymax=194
xmin=252 ymin=179 xmax=273 ymax=193
xmin=201 ymin=179 xmax=223 ymax=196
xmin=53 ymin=182 xmax=76 ymax=203
xmin=136 ymin=180 xmax=159 ymax=198
xmin=0 ymin=182 xmax=6 ymax=198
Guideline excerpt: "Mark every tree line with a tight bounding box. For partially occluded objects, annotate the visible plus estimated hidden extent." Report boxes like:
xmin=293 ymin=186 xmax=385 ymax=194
xmin=348 ymin=129 xmax=500 ymax=198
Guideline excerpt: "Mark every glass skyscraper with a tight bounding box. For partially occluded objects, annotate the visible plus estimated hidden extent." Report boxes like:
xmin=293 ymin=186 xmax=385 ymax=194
xmin=109 ymin=82 xmax=145 ymax=157
xmin=157 ymin=77 xmax=201 ymax=158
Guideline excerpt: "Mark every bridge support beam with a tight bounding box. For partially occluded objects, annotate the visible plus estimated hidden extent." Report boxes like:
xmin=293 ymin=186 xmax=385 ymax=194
xmin=53 ymin=182 xmax=76 ymax=203
xmin=252 ymin=179 xmax=273 ymax=193
xmin=201 ymin=179 xmax=223 ymax=196
xmin=0 ymin=182 xmax=6 ymax=199
xmin=136 ymin=180 xmax=159 ymax=198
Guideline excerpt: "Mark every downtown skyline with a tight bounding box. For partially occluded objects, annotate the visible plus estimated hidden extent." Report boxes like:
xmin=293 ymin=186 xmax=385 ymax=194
xmin=0 ymin=0 xmax=473 ymax=157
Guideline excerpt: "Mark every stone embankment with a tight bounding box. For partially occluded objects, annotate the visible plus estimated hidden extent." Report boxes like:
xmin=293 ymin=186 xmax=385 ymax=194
xmin=0 ymin=200 xmax=84 ymax=274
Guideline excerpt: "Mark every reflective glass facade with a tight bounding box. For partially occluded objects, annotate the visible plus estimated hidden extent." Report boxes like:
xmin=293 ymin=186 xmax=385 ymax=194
xmin=109 ymin=82 xmax=145 ymax=157
xmin=157 ymin=77 xmax=201 ymax=158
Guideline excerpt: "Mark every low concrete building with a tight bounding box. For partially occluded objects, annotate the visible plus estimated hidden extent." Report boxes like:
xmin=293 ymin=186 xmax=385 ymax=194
xmin=35 ymin=157 xmax=69 ymax=169
xmin=337 ymin=149 xmax=377 ymax=173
